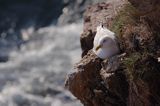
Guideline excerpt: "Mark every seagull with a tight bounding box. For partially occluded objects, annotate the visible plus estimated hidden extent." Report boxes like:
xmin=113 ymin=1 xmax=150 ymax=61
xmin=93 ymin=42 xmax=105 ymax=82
xmin=93 ymin=24 xmax=119 ymax=59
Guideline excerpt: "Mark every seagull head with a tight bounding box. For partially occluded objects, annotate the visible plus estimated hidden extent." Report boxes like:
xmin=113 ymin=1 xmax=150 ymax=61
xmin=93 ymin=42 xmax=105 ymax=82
xmin=95 ymin=36 xmax=115 ymax=51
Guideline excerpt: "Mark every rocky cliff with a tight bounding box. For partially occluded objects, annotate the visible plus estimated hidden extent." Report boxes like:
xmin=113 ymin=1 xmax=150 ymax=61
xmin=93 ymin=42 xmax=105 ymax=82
xmin=65 ymin=0 xmax=160 ymax=106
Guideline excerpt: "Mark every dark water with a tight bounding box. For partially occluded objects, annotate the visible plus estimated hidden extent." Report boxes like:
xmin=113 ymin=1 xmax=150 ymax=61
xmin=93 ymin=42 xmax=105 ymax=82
xmin=0 ymin=0 xmax=105 ymax=106
xmin=0 ymin=0 xmax=103 ymax=61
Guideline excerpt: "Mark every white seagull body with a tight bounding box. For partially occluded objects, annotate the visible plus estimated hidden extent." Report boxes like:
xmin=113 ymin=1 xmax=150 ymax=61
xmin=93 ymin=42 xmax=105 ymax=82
xmin=93 ymin=25 xmax=119 ymax=59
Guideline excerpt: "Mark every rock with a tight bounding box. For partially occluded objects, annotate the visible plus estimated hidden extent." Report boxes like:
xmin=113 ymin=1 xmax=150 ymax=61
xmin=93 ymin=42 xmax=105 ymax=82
xmin=65 ymin=51 xmax=104 ymax=106
xmin=66 ymin=0 xmax=160 ymax=106
xmin=66 ymin=51 xmax=128 ymax=106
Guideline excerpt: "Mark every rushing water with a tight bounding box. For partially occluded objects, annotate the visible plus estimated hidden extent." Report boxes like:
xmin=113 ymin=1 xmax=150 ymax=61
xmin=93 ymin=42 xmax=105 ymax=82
xmin=0 ymin=22 xmax=83 ymax=106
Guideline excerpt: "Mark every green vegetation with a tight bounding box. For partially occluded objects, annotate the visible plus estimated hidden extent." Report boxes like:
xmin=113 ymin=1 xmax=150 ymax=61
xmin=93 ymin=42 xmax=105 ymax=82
xmin=111 ymin=3 xmax=139 ymax=37
xmin=122 ymin=53 xmax=141 ymax=81
xmin=110 ymin=2 xmax=160 ymax=84
xmin=110 ymin=3 xmax=146 ymax=81
xmin=122 ymin=52 xmax=156 ymax=82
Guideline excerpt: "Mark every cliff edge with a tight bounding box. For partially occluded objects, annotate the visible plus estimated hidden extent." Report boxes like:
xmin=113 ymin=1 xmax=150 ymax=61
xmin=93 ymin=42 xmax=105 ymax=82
xmin=65 ymin=0 xmax=160 ymax=106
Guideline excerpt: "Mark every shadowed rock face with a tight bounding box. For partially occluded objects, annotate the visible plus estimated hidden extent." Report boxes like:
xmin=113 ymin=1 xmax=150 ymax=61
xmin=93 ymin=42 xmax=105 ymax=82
xmin=65 ymin=0 xmax=160 ymax=106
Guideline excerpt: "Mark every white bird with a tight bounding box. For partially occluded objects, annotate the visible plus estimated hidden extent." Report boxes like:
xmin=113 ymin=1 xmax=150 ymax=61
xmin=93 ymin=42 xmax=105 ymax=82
xmin=93 ymin=25 xmax=119 ymax=59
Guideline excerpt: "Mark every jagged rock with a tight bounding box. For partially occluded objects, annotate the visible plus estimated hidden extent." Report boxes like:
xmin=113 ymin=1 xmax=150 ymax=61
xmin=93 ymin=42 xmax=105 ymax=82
xmin=65 ymin=51 xmax=103 ymax=106
xmin=66 ymin=0 xmax=160 ymax=106
xmin=66 ymin=51 xmax=128 ymax=106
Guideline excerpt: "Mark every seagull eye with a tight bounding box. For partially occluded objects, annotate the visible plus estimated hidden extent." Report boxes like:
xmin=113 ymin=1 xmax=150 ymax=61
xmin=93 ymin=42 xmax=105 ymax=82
xmin=103 ymin=39 xmax=107 ymax=43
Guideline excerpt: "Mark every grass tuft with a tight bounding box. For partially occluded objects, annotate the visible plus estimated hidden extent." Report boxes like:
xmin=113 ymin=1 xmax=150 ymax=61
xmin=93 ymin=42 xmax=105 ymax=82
xmin=111 ymin=3 xmax=139 ymax=37
xmin=122 ymin=53 xmax=141 ymax=81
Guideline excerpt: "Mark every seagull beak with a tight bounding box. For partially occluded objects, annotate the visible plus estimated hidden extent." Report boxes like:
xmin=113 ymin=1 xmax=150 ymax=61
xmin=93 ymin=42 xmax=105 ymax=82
xmin=95 ymin=45 xmax=102 ymax=51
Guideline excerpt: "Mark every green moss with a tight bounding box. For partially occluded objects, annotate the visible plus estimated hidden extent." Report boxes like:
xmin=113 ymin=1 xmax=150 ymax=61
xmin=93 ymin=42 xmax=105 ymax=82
xmin=122 ymin=53 xmax=141 ymax=81
xmin=111 ymin=3 xmax=139 ymax=37
xmin=110 ymin=3 xmax=142 ymax=81
xmin=123 ymin=53 xmax=141 ymax=69
xmin=110 ymin=3 xmax=158 ymax=82
xmin=122 ymin=51 xmax=154 ymax=81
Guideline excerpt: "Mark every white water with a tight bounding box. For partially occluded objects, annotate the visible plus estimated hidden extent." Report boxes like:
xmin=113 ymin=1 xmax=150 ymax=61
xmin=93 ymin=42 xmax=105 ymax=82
xmin=0 ymin=22 xmax=83 ymax=106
